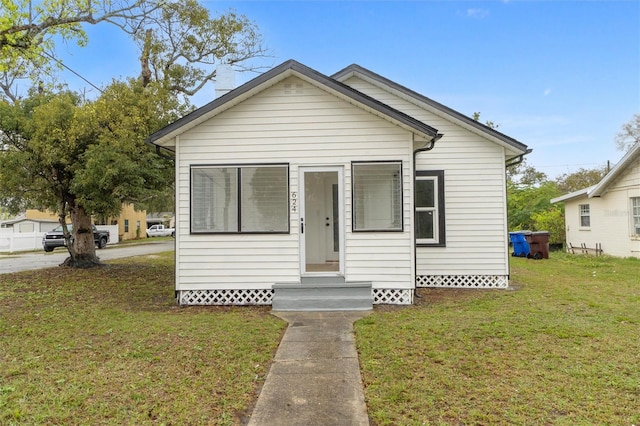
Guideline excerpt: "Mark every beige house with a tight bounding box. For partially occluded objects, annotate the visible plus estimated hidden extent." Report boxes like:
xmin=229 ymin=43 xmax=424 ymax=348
xmin=551 ymin=142 xmax=640 ymax=258
xmin=147 ymin=60 xmax=529 ymax=308
xmin=104 ymin=203 xmax=148 ymax=241
xmin=18 ymin=204 xmax=147 ymax=241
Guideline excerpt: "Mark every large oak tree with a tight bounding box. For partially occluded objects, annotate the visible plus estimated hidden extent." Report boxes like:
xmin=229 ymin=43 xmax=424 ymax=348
xmin=0 ymin=0 xmax=266 ymax=267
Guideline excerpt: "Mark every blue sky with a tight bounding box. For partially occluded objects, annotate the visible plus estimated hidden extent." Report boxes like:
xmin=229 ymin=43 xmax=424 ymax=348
xmin=54 ymin=0 xmax=639 ymax=179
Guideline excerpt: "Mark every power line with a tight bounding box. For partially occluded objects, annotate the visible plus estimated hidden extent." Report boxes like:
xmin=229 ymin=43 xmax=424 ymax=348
xmin=536 ymin=162 xmax=606 ymax=169
xmin=40 ymin=51 xmax=104 ymax=94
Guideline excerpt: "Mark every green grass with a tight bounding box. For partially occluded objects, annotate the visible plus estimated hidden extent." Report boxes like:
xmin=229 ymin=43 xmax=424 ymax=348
xmin=4 ymin=251 xmax=639 ymax=425
xmin=355 ymin=253 xmax=640 ymax=425
xmin=0 ymin=252 xmax=286 ymax=425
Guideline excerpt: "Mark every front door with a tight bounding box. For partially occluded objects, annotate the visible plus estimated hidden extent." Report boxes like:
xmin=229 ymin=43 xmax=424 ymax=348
xmin=300 ymin=167 xmax=343 ymax=275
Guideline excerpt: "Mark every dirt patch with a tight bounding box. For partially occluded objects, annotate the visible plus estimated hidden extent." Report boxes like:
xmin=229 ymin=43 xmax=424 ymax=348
xmin=374 ymin=287 xmax=497 ymax=312
xmin=414 ymin=287 xmax=490 ymax=305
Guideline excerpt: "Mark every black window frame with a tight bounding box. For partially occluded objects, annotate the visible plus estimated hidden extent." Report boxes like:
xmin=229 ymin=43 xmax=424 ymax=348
xmin=190 ymin=163 xmax=290 ymax=235
xmin=351 ymin=160 xmax=404 ymax=233
xmin=415 ymin=170 xmax=445 ymax=247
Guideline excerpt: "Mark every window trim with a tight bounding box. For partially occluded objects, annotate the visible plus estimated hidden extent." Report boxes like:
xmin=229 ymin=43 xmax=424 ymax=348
xmin=631 ymin=197 xmax=640 ymax=235
xmin=190 ymin=163 xmax=290 ymax=235
xmin=415 ymin=170 xmax=445 ymax=247
xmin=351 ymin=160 xmax=404 ymax=232
xmin=579 ymin=203 xmax=591 ymax=228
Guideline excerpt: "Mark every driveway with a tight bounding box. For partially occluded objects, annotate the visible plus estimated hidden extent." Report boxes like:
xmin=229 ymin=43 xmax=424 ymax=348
xmin=0 ymin=240 xmax=174 ymax=274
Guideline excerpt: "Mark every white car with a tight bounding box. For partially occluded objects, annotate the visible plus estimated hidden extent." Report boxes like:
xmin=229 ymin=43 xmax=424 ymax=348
xmin=146 ymin=224 xmax=175 ymax=237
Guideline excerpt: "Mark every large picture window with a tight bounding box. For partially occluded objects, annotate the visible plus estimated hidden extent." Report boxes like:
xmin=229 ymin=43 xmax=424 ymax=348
xmin=415 ymin=170 xmax=445 ymax=246
xmin=579 ymin=204 xmax=590 ymax=228
xmin=191 ymin=164 xmax=289 ymax=233
xmin=352 ymin=162 xmax=403 ymax=231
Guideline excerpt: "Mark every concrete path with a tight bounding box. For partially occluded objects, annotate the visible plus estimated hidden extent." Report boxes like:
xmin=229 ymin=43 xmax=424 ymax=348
xmin=247 ymin=311 xmax=371 ymax=426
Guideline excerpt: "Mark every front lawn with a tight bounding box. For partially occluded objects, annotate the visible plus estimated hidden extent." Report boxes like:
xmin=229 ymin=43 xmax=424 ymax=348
xmin=355 ymin=253 xmax=640 ymax=425
xmin=0 ymin=252 xmax=285 ymax=425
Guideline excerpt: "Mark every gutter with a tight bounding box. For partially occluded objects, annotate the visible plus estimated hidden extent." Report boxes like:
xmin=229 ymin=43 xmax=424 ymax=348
xmin=154 ymin=144 xmax=175 ymax=161
xmin=412 ymin=132 xmax=443 ymax=300
xmin=505 ymin=148 xmax=533 ymax=168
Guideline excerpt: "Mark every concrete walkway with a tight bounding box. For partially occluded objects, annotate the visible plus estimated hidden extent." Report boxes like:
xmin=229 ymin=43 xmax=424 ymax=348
xmin=247 ymin=311 xmax=371 ymax=426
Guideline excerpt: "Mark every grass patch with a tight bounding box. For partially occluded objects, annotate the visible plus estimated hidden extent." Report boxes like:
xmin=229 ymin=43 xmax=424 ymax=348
xmin=0 ymin=252 xmax=285 ymax=425
xmin=356 ymin=253 xmax=640 ymax=425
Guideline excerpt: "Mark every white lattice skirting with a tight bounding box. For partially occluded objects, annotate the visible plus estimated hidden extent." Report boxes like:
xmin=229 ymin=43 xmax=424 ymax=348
xmin=179 ymin=289 xmax=274 ymax=305
xmin=372 ymin=288 xmax=413 ymax=305
xmin=417 ymin=275 xmax=509 ymax=289
xmin=178 ymin=288 xmax=414 ymax=305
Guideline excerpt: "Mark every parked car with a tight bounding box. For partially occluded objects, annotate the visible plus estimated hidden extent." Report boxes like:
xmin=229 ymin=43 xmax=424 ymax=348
xmin=146 ymin=224 xmax=175 ymax=238
xmin=42 ymin=224 xmax=110 ymax=252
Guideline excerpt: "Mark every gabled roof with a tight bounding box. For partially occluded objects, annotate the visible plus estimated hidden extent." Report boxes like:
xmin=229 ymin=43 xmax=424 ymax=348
xmin=550 ymin=186 xmax=593 ymax=204
xmin=0 ymin=217 xmax=58 ymax=226
xmin=551 ymin=141 xmax=640 ymax=203
xmin=147 ymin=60 xmax=442 ymax=150
xmin=332 ymin=64 xmax=530 ymax=157
xmin=589 ymin=141 xmax=640 ymax=197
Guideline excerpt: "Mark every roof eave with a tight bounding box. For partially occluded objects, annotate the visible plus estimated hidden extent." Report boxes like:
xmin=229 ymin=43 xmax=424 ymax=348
xmin=550 ymin=186 xmax=593 ymax=204
xmin=588 ymin=141 xmax=640 ymax=197
xmin=147 ymin=60 xmax=441 ymax=150
xmin=332 ymin=64 xmax=530 ymax=156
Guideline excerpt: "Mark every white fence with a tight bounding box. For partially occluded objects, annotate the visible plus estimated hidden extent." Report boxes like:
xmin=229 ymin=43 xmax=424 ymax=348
xmin=0 ymin=225 xmax=119 ymax=253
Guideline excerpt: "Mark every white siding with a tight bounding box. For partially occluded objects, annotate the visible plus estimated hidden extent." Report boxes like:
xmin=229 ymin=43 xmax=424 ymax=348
xmin=343 ymin=77 xmax=509 ymax=276
xmin=176 ymin=76 xmax=415 ymax=290
xmin=565 ymin=160 xmax=640 ymax=258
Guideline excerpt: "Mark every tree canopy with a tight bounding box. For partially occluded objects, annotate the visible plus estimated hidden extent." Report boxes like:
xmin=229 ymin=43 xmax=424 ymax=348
xmin=1 ymin=0 xmax=266 ymax=101
xmin=1 ymin=0 xmax=160 ymax=99
xmin=0 ymin=0 xmax=266 ymax=267
xmin=0 ymin=81 xmax=186 ymax=265
xmin=506 ymin=159 xmax=608 ymax=245
xmin=615 ymin=113 xmax=640 ymax=153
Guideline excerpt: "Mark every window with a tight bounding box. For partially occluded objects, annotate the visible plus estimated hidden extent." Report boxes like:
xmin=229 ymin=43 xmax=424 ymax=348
xmin=352 ymin=162 xmax=403 ymax=231
xmin=632 ymin=197 xmax=640 ymax=235
xmin=124 ymin=219 xmax=129 ymax=233
xmin=191 ymin=164 xmax=289 ymax=233
xmin=415 ymin=170 xmax=445 ymax=246
xmin=579 ymin=204 xmax=590 ymax=227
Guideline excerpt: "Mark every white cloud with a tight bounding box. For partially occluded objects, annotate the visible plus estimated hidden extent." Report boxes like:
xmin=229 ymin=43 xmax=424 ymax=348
xmin=466 ymin=8 xmax=490 ymax=19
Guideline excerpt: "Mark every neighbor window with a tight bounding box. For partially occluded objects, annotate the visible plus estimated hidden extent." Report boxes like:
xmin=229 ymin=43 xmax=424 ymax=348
xmin=124 ymin=219 xmax=129 ymax=233
xmin=579 ymin=204 xmax=590 ymax=227
xmin=191 ymin=164 xmax=289 ymax=233
xmin=632 ymin=197 xmax=640 ymax=235
xmin=415 ymin=170 xmax=445 ymax=246
xmin=352 ymin=162 xmax=403 ymax=231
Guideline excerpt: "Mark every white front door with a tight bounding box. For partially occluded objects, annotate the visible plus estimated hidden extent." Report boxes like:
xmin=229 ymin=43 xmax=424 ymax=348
xmin=300 ymin=167 xmax=343 ymax=275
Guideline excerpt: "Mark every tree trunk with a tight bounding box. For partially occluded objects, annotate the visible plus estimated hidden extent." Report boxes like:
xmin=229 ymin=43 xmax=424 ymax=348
xmin=61 ymin=204 xmax=103 ymax=268
xmin=140 ymin=29 xmax=153 ymax=87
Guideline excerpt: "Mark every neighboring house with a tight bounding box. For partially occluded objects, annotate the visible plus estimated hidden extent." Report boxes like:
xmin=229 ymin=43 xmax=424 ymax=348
xmin=147 ymin=212 xmax=176 ymax=229
xmin=551 ymin=142 xmax=640 ymax=258
xmin=101 ymin=203 xmax=148 ymax=241
xmin=147 ymin=60 xmax=530 ymax=308
xmin=0 ymin=215 xmax=58 ymax=233
xmin=12 ymin=205 xmax=147 ymax=241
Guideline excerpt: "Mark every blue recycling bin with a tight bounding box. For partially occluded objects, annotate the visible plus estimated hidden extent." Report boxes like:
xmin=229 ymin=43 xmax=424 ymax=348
xmin=509 ymin=231 xmax=531 ymax=257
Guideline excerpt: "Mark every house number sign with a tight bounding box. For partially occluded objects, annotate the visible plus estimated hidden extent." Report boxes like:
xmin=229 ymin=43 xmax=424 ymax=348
xmin=290 ymin=192 xmax=298 ymax=213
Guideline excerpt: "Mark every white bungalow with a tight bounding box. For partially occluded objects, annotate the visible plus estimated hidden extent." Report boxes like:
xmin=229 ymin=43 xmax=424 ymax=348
xmin=551 ymin=142 xmax=640 ymax=258
xmin=147 ymin=60 xmax=530 ymax=310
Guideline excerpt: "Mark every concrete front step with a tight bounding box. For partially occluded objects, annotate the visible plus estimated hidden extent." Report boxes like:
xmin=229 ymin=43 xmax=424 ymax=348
xmin=272 ymin=281 xmax=372 ymax=311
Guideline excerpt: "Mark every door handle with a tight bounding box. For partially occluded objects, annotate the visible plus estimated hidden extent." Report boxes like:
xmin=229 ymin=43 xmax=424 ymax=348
xmin=301 ymin=218 xmax=304 ymax=234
